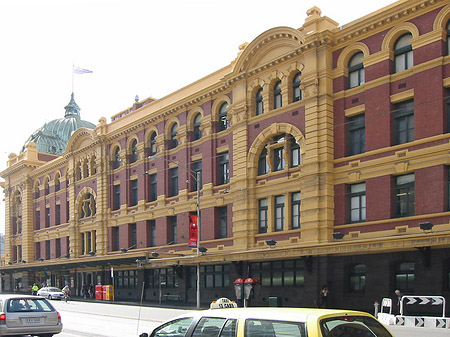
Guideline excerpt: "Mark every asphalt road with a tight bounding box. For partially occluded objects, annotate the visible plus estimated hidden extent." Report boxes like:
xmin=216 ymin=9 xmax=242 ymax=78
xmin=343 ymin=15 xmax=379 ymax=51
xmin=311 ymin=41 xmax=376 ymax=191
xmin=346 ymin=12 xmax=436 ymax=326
xmin=46 ymin=299 xmax=449 ymax=337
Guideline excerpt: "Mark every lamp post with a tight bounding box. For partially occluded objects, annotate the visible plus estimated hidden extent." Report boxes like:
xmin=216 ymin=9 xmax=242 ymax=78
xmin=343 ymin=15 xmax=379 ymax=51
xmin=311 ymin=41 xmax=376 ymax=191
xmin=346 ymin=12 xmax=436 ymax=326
xmin=149 ymin=155 xmax=202 ymax=309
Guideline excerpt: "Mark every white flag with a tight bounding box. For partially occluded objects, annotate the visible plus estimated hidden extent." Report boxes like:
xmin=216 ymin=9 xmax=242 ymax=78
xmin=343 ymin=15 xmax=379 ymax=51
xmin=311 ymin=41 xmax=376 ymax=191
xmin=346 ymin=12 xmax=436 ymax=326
xmin=73 ymin=66 xmax=93 ymax=74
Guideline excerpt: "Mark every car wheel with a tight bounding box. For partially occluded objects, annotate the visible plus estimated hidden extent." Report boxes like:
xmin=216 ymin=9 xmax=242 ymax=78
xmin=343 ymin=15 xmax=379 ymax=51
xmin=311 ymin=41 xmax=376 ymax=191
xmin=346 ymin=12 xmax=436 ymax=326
xmin=47 ymin=294 xmax=52 ymax=299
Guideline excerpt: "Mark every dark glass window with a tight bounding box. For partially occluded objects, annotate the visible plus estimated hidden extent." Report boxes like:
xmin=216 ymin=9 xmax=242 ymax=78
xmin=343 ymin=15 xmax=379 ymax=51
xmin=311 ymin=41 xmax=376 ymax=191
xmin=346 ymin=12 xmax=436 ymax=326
xmin=169 ymin=167 xmax=178 ymax=197
xmin=35 ymin=185 xmax=40 ymax=199
xmin=350 ymin=264 xmax=366 ymax=293
xmin=394 ymin=33 xmax=413 ymax=73
xmin=55 ymin=175 xmax=60 ymax=192
xmin=112 ymin=227 xmax=120 ymax=251
xmin=258 ymin=147 xmax=269 ymax=175
xmin=130 ymin=179 xmax=138 ymax=206
xmin=446 ymin=88 xmax=450 ymax=133
xmin=274 ymin=195 xmax=285 ymax=231
xmin=193 ymin=113 xmax=202 ymax=141
xmin=44 ymin=180 xmax=49 ymax=195
xmin=170 ymin=123 xmax=178 ymax=149
xmin=130 ymin=223 xmax=137 ymax=248
xmin=55 ymin=204 xmax=61 ymax=226
xmin=250 ymin=260 xmax=304 ymax=287
xmin=348 ymin=52 xmax=365 ymax=88
xmin=115 ymin=270 xmax=137 ymax=289
xmin=395 ymin=262 xmax=415 ymax=293
xmin=149 ymin=173 xmax=157 ymax=202
xmin=273 ymin=146 xmax=285 ymax=171
xmin=394 ymin=100 xmax=414 ymax=145
xmin=113 ymin=184 xmax=121 ymax=211
xmin=293 ymin=72 xmax=302 ymax=102
xmin=256 ymin=88 xmax=264 ymax=115
xmin=218 ymin=102 xmax=229 ymax=131
xmin=149 ymin=132 xmax=157 ymax=156
xmin=395 ymin=174 xmax=415 ymax=217
xmin=188 ymin=264 xmax=230 ymax=289
xmin=113 ymin=147 xmax=121 ymax=169
xmin=350 ymin=183 xmax=366 ymax=223
xmin=448 ymin=167 xmax=450 ymax=211
xmin=447 ymin=20 xmax=450 ymax=56
xmin=290 ymin=136 xmax=301 ymax=167
xmin=168 ymin=216 xmax=177 ymax=244
xmin=146 ymin=268 xmax=178 ymax=289
xmin=258 ymin=198 xmax=268 ymax=233
xmin=217 ymin=206 xmax=227 ymax=239
xmin=130 ymin=139 xmax=138 ymax=163
xmin=35 ymin=210 xmax=40 ymax=230
xmin=348 ymin=114 xmax=366 ymax=155
xmin=218 ymin=152 xmax=229 ymax=185
xmin=191 ymin=160 xmax=202 ymax=192
xmin=45 ymin=207 xmax=50 ymax=228
xmin=274 ymin=80 xmax=282 ymax=109
xmin=291 ymin=192 xmax=301 ymax=229
xmin=149 ymin=220 xmax=156 ymax=247
xmin=55 ymin=238 xmax=61 ymax=258
xmin=35 ymin=242 xmax=41 ymax=259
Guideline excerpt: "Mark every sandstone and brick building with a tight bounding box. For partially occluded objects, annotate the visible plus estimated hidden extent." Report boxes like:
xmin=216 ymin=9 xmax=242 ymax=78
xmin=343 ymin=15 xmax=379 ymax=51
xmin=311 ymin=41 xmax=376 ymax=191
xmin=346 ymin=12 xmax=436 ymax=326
xmin=1 ymin=0 xmax=450 ymax=312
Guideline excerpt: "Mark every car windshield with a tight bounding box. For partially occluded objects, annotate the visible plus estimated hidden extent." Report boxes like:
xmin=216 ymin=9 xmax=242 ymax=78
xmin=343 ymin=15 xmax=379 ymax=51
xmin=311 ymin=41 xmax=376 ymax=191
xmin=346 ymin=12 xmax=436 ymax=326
xmin=320 ymin=316 xmax=392 ymax=337
xmin=7 ymin=298 xmax=56 ymax=313
xmin=48 ymin=287 xmax=62 ymax=292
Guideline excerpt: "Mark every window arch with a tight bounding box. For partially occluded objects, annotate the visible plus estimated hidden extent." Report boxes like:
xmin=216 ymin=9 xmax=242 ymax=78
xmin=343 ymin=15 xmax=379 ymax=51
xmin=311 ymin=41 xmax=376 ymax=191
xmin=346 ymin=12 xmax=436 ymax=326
xmin=394 ymin=33 xmax=413 ymax=73
xmin=169 ymin=123 xmax=178 ymax=149
xmin=273 ymin=80 xmax=282 ymax=109
xmin=292 ymin=72 xmax=302 ymax=102
xmin=348 ymin=52 xmax=365 ymax=88
xmin=218 ymin=102 xmax=229 ymax=131
xmin=44 ymin=177 xmax=50 ymax=195
xmin=256 ymin=88 xmax=264 ymax=115
xmin=130 ymin=139 xmax=138 ymax=163
xmin=149 ymin=131 xmax=157 ymax=156
xmin=113 ymin=146 xmax=121 ymax=169
xmin=54 ymin=172 xmax=61 ymax=192
xmin=193 ymin=113 xmax=202 ymax=141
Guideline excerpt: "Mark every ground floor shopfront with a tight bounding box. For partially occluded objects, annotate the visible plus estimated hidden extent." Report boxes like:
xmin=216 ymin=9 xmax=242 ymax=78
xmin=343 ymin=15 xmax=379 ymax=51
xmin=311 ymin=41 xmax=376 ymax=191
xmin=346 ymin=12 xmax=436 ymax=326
xmin=2 ymin=249 xmax=449 ymax=314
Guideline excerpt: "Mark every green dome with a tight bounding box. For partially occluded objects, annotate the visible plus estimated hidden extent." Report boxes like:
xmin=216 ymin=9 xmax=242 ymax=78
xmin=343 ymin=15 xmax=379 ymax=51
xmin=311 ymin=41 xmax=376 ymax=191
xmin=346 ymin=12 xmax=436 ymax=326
xmin=22 ymin=93 xmax=96 ymax=155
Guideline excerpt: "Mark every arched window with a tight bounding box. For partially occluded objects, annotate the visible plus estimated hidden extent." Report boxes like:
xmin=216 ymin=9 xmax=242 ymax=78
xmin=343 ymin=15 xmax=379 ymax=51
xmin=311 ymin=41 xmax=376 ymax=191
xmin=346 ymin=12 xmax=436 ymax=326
xmin=256 ymin=88 xmax=264 ymax=115
xmin=258 ymin=147 xmax=269 ymax=175
xmin=193 ymin=113 xmax=202 ymax=141
xmin=394 ymin=33 xmax=413 ymax=73
xmin=113 ymin=147 xmax=121 ymax=169
xmin=149 ymin=132 xmax=157 ymax=156
xmin=218 ymin=102 xmax=229 ymax=131
xmin=34 ymin=183 xmax=40 ymax=199
xmin=273 ymin=80 xmax=282 ymax=109
xmin=54 ymin=173 xmax=61 ymax=192
xmin=348 ymin=52 xmax=365 ymax=88
xmin=130 ymin=139 xmax=138 ymax=163
xmin=44 ymin=178 xmax=50 ymax=195
xmin=446 ymin=20 xmax=450 ymax=56
xmin=80 ymin=193 xmax=96 ymax=218
xmin=292 ymin=73 xmax=302 ymax=102
xmin=170 ymin=123 xmax=178 ymax=149
xmin=90 ymin=155 xmax=97 ymax=175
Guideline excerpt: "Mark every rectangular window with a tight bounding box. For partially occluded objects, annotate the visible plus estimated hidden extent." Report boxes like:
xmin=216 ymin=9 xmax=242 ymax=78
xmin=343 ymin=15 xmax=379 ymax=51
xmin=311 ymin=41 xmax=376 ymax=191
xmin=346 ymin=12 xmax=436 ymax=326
xmin=250 ymin=260 xmax=304 ymax=287
xmin=274 ymin=195 xmax=285 ymax=231
xmin=45 ymin=240 xmax=50 ymax=260
xmin=395 ymin=262 xmax=415 ymax=293
xmin=130 ymin=223 xmax=137 ymax=248
xmin=191 ymin=160 xmax=202 ymax=192
xmin=218 ymin=152 xmax=229 ymax=185
xmin=149 ymin=173 xmax=157 ymax=202
xmin=217 ymin=206 xmax=227 ymax=238
xmin=113 ymin=184 xmax=121 ymax=211
xmin=169 ymin=167 xmax=178 ymax=197
xmin=35 ymin=242 xmax=41 ymax=260
xmin=149 ymin=220 xmax=156 ymax=247
xmin=395 ymin=174 xmax=415 ymax=217
xmin=258 ymin=198 xmax=268 ymax=233
xmin=112 ymin=227 xmax=120 ymax=251
xmin=448 ymin=167 xmax=450 ymax=211
xmin=350 ymin=183 xmax=366 ymax=223
xmin=348 ymin=114 xmax=365 ymax=156
xmin=291 ymin=192 xmax=301 ymax=229
xmin=168 ymin=216 xmax=177 ymax=244
xmin=81 ymin=233 xmax=85 ymax=255
xmin=290 ymin=137 xmax=301 ymax=167
xmin=130 ymin=179 xmax=138 ymax=206
xmin=35 ymin=210 xmax=40 ymax=230
xmin=446 ymin=89 xmax=450 ymax=133
xmin=45 ymin=207 xmax=50 ymax=228
xmin=55 ymin=204 xmax=61 ymax=226
xmin=187 ymin=265 xmax=230 ymax=289
xmin=146 ymin=268 xmax=179 ymax=289
xmin=394 ymin=100 xmax=414 ymax=145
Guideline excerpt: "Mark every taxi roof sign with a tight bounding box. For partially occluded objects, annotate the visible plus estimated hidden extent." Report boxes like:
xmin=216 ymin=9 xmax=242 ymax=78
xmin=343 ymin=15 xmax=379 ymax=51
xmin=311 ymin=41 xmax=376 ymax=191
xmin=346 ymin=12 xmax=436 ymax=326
xmin=210 ymin=297 xmax=238 ymax=309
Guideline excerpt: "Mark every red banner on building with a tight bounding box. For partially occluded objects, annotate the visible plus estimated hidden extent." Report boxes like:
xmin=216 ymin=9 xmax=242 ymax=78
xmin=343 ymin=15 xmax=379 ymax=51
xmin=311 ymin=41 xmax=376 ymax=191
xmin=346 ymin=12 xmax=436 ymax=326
xmin=188 ymin=215 xmax=198 ymax=247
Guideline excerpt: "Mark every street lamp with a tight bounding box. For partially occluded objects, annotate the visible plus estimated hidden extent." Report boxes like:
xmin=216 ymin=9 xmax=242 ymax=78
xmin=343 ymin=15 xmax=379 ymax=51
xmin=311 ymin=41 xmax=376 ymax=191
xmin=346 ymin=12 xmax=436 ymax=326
xmin=148 ymin=155 xmax=202 ymax=309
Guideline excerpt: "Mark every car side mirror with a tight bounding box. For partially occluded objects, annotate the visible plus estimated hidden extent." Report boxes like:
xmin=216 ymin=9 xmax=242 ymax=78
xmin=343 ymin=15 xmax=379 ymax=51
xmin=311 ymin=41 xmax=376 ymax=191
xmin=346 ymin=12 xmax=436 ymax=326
xmin=139 ymin=333 xmax=149 ymax=337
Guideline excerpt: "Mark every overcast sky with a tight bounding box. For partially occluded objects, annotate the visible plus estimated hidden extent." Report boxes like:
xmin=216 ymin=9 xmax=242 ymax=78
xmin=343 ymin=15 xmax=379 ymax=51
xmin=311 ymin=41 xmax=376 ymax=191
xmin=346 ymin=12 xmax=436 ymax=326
xmin=0 ymin=0 xmax=397 ymax=233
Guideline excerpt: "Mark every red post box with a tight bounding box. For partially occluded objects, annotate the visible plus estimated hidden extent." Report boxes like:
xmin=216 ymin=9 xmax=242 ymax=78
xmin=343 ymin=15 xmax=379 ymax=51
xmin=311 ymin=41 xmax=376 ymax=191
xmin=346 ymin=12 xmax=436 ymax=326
xmin=95 ymin=284 xmax=103 ymax=300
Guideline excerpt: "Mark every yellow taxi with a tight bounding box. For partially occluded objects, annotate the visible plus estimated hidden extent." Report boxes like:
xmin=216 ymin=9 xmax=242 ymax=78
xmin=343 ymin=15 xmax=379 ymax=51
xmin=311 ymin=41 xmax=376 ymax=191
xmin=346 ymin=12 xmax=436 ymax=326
xmin=139 ymin=302 xmax=393 ymax=337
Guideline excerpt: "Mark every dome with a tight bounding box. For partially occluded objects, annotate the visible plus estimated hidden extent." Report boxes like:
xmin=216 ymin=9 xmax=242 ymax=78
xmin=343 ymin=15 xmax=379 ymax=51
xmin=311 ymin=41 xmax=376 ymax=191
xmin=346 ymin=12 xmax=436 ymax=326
xmin=22 ymin=93 xmax=96 ymax=155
